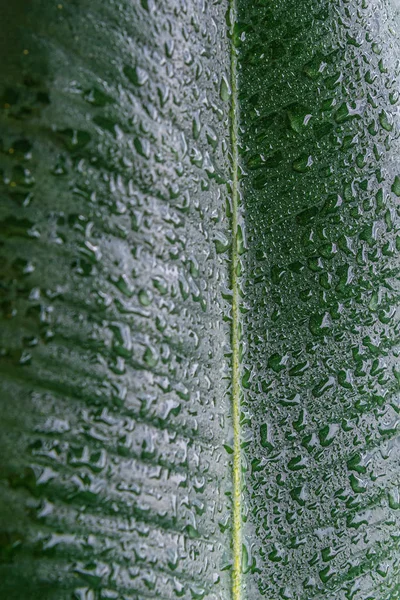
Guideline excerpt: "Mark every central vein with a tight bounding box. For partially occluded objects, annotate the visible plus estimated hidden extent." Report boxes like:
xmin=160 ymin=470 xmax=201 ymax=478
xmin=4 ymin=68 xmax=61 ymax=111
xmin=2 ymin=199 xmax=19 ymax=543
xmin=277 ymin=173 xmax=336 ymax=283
xmin=228 ymin=0 xmax=242 ymax=597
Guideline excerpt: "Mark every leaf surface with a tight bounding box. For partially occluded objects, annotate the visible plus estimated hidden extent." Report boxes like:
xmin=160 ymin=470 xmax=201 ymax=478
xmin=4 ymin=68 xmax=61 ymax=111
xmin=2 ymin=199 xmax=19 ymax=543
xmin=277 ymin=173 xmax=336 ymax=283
xmin=238 ymin=1 xmax=400 ymax=597
xmin=1 ymin=1 xmax=400 ymax=599
xmin=0 ymin=1 xmax=233 ymax=598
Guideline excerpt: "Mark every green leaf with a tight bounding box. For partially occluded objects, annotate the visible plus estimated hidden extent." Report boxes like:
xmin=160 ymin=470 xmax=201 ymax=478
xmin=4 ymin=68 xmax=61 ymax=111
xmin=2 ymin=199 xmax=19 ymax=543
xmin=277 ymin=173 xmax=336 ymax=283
xmin=0 ymin=1 xmax=232 ymax=598
xmin=237 ymin=0 xmax=400 ymax=598
xmin=0 ymin=1 xmax=399 ymax=599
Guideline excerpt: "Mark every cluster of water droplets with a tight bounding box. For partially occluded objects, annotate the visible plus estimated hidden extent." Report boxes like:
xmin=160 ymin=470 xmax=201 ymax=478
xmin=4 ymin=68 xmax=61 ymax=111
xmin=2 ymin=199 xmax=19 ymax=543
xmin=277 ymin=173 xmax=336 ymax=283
xmin=237 ymin=0 xmax=400 ymax=597
xmin=0 ymin=0 xmax=236 ymax=598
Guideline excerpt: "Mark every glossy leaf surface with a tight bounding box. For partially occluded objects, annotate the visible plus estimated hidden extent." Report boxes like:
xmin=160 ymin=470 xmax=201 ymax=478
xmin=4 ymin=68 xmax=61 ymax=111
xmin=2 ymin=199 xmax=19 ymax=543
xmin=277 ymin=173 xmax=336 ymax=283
xmin=0 ymin=2 xmax=233 ymax=598
xmin=0 ymin=1 xmax=399 ymax=599
xmin=238 ymin=1 xmax=400 ymax=597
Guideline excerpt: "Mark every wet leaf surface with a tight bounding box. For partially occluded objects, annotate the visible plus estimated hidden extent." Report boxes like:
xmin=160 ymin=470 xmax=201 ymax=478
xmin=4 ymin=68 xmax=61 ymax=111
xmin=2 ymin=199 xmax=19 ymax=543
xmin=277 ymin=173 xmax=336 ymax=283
xmin=1 ymin=1 xmax=400 ymax=599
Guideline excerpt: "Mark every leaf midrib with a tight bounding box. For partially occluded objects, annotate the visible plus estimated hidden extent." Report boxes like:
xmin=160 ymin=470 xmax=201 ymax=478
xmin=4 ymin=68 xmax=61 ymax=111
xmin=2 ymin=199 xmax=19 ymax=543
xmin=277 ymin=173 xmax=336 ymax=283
xmin=229 ymin=0 xmax=242 ymax=598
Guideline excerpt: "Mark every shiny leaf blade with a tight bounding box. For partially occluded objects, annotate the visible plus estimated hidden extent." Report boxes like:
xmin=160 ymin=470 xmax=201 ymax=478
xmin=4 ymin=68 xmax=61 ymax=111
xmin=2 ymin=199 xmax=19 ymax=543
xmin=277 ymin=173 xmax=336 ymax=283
xmin=0 ymin=1 xmax=233 ymax=598
xmin=237 ymin=0 xmax=400 ymax=598
xmin=1 ymin=0 xmax=400 ymax=599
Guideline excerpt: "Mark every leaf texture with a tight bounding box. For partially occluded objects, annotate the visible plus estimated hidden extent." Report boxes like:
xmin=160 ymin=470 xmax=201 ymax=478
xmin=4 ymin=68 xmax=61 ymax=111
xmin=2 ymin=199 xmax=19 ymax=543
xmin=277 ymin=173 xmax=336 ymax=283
xmin=0 ymin=0 xmax=400 ymax=599
xmin=0 ymin=1 xmax=233 ymax=598
xmin=237 ymin=0 xmax=400 ymax=598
